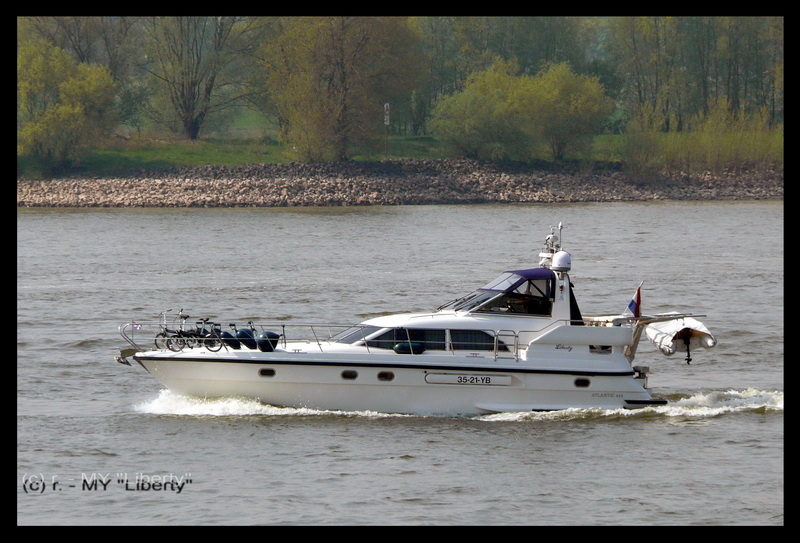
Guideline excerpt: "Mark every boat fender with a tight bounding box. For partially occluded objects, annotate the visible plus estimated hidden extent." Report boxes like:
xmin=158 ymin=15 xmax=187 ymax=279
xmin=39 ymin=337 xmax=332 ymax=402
xmin=257 ymin=331 xmax=280 ymax=352
xmin=393 ymin=342 xmax=425 ymax=355
xmin=235 ymin=328 xmax=257 ymax=350
xmin=220 ymin=330 xmax=241 ymax=350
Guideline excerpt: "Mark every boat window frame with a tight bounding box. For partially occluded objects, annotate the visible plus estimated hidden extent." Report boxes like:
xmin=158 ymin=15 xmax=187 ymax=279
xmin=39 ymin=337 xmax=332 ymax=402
xmin=357 ymin=327 xmax=508 ymax=353
xmin=439 ymin=271 xmax=555 ymax=316
xmin=329 ymin=325 xmax=382 ymax=344
xmin=449 ymin=329 xmax=509 ymax=351
xmin=366 ymin=328 xmax=447 ymax=351
xmin=472 ymin=276 xmax=554 ymax=317
xmin=444 ymin=290 xmax=501 ymax=312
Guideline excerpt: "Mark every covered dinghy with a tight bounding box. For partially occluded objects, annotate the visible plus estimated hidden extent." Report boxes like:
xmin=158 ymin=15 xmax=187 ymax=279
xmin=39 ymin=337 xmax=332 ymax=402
xmin=645 ymin=312 xmax=717 ymax=363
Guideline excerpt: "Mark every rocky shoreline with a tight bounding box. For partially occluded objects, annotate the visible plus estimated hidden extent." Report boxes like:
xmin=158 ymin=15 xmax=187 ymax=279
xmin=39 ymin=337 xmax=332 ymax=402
xmin=17 ymin=159 xmax=783 ymax=207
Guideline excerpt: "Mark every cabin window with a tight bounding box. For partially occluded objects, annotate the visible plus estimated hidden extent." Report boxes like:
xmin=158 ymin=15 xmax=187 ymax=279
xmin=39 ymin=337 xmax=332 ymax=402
xmin=474 ymin=278 xmax=553 ymax=316
xmin=259 ymin=368 xmax=276 ymax=377
xmin=447 ymin=290 xmax=498 ymax=312
xmin=330 ymin=325 xmax=380 ymax=344
xmin=367 ymin=328 xmax=445 ymax=350
xmin=450 ymin=330 xmax=508 ymax=351
xmin=341 ymin=370 xmax=358 ymax=380
xmin=574 ymin=378 xmax=591 ymax=388
xmin=377 ymin=371 xmax=395 ymax=381
xmin=438 ymin=270 xmax=556 ymax=315
xmin=364 ymin=328 xmax=509 ymax=352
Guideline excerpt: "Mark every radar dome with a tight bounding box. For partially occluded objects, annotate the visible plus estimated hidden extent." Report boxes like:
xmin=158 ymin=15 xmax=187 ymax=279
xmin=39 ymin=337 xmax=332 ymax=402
xmin=552 ymin=251 xmax=572 ymax=271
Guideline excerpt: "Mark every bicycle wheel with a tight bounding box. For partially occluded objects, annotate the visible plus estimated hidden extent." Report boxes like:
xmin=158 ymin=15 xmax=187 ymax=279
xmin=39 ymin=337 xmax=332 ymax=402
xmin=155 ymin=332 xmax=169 ymax=350
xmin=205 ymin=332 xmax=223 ymax=352
xmin=167 ymin=335 xmax=184 ymax=352
xmin=183 ymin=335 xmax=197 ymax=349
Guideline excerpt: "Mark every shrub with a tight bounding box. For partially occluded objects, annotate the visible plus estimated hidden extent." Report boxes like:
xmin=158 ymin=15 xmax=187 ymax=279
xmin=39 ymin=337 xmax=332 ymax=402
xmin=430 ymin=60 xmax=534 ymax=161
xmin=430 ymin=61 xmax=612 ymax=162
xmin=18 ymin=28 xmax=116 ymax=169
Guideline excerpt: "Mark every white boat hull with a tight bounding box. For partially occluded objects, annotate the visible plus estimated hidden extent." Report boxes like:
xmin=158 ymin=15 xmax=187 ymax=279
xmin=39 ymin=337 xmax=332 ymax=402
xmin=133 ymin=348 xmax=664 ymax=415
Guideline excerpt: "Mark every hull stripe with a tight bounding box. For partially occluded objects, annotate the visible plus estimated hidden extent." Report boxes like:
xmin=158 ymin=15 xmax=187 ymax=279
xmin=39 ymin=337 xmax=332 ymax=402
xmin=133 ymin=355 xmax=635 ymax=377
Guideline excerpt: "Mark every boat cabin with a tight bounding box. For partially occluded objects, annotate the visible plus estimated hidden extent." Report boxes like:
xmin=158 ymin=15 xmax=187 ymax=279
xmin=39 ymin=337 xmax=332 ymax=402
xmin=438 ymin=268 xmax=556 ymax=316
xmin=328 ymin=267 xmax=584 ymax=356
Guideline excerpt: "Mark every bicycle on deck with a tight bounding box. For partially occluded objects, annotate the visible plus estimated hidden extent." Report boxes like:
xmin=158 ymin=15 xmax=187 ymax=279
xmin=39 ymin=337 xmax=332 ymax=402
xmin=154 ymin=309 xmax=223 ymax=352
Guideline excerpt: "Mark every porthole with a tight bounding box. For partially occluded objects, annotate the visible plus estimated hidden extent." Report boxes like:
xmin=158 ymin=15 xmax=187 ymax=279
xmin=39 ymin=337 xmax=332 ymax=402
xmin=259 ymin=368 xmax=276 ymax=377
xmin=341 ymin=370 xmax=358 ymax=380
xmin=574 ymin=378 xmax=591 ymax=388
xmin=377 ymin=371 xmax=395 ymax=381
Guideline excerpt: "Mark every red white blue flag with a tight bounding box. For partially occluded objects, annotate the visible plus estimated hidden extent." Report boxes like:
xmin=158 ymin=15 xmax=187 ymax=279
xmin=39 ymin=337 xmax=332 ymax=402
xmin=625 ymin=281 xmax=643 ymax=318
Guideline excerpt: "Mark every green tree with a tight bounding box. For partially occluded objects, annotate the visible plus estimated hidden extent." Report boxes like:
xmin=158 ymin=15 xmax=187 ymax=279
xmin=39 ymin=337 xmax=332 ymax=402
xmin=527 ymin=62 xmax=613 ymax=160
xmin=139 ymin=16 xmax=251 ymax=140
xmin=261 ymin=16 xmax=423 ymax=162
xmin=606 ymin=17 xmax=682 ymax=132
xmin=24 ymin=16 xmax=150 ymax=134
xmin=430 ymin=60 xmax=611 ymax=162
xmin=608 ymin=16 xmax=784 ymax=131
xmin=451 ymin=17 xmax=588 ymax=76
xmin=429 ymin=59 xmax=534 ymax=161
xmin=17 ymin=20 xmax=116 ymax=168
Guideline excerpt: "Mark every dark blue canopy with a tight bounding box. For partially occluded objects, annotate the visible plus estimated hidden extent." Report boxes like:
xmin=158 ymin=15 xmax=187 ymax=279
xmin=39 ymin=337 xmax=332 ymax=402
xmin=479 ymin=268 xmax=555 ymax=293
xmin=506 ymin=268 xmax=556 ymax=280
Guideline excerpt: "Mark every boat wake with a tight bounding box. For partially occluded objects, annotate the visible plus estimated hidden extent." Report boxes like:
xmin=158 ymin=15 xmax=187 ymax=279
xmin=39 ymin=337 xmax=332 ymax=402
xmin=478 ymin=388 xmax=783 ymax=422
xmin=133 ymin=389 xmax=413 ymax=418
xmin=134 ymin=388 xmax=782 ymax=421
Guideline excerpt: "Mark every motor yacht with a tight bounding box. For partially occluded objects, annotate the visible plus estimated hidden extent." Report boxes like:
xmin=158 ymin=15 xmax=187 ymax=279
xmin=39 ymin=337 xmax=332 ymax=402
xmin=116 ymin=224 xmax=716 ymax=415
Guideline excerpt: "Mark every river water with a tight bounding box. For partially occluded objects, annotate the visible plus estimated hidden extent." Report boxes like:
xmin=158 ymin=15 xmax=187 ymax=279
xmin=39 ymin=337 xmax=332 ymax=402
xmin=17 ymin=201 xmax=783 ymax=525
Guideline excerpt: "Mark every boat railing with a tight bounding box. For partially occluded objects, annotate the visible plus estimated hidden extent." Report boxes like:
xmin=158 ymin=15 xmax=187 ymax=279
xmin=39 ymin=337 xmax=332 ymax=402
xmin=119 ymin=321 xmax=160 ymax=352
xmin=118 ymin=317 xmax=604 ymax=362
xmin=119 ymin=321 xmax=363 ymax=353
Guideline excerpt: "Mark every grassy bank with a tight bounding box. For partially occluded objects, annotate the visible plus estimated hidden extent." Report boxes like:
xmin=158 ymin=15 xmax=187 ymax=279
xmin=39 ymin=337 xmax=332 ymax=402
xmin=18 ymin=134 xmax=454 ymax=178
xmin=18 ymin=130 xmax=782 ymax=179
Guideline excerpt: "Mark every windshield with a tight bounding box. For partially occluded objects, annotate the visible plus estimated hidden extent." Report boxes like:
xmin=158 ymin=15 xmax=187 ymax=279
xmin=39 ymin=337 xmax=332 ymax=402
xmin=451 ymin=290 xmax=499 ymax=311
xmin=475 ymin=275 xmax=553 ymax=315
xmin=329 ymin=325 xmax=381 ymax=344
xmin=480 ymin=272 xmax=525 ymax=292
xmin=439 ymin=290 xmax=500 ymax=312
xmin=437 ymin=269 xmax=556 ymax=315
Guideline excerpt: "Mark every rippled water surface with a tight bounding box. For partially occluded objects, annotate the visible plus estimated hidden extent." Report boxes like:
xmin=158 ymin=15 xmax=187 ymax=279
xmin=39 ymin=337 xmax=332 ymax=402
xmin=18 ymin=201 xmax=783 ymax=525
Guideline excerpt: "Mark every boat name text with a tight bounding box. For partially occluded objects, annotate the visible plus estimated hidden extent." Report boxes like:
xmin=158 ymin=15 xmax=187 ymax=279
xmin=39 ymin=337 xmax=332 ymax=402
xmin=424 ymin=373 xmax=513 ymax=386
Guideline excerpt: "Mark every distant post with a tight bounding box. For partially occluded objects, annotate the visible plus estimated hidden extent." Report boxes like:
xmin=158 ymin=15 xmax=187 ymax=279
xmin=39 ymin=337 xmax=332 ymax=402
xmin=384 ymin=103 xmax=390 ymax=158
